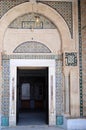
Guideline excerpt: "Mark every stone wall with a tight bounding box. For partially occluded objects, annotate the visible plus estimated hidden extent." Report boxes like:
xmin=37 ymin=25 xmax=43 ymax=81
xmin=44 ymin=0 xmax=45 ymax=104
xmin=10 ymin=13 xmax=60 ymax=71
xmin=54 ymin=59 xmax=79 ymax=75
xmin=0 ymin=0 xmax=73 ymax=38
xmin=0 ymin=0 xmax=80 ymax=127
xmin=81 ymin=0 xmax=86 ymax=116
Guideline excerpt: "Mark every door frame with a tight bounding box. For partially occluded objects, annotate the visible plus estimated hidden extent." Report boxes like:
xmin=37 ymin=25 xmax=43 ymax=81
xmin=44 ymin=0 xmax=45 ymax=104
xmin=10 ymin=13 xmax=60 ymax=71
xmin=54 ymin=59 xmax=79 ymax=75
xmin=9 ymin=59 xmax=56 ymax=126
xmin=17 ymin=67 xmax=48 ymax=124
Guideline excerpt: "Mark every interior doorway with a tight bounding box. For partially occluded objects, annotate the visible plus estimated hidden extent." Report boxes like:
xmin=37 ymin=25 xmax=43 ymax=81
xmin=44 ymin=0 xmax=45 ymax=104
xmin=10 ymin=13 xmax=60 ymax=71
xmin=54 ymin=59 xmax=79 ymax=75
xmin=17 ymin=67 xmax=48 ymax=125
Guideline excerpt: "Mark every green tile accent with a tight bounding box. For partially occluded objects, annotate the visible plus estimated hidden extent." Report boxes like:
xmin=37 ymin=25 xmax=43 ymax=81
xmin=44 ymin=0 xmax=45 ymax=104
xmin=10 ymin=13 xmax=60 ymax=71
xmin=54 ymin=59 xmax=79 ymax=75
xmin=56 ymin=116 xmax=63 ymax=125
xmin=1 ymin=117 xmax=9 ymax=126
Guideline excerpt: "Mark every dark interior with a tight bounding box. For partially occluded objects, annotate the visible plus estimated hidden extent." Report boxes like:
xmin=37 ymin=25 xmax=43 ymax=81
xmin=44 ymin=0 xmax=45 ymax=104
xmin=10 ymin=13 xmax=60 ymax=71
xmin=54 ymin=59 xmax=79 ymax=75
xmin=17 ymin=67 xmax=48 ymax=125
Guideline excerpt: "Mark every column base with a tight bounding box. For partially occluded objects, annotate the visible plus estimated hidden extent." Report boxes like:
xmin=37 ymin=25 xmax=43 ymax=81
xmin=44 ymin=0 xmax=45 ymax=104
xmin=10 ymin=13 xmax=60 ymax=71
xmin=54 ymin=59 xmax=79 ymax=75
xmin=49 ymin=113 xmax=56 ymax=126
xmin=9 ymin=116 xmax=16 ymax=127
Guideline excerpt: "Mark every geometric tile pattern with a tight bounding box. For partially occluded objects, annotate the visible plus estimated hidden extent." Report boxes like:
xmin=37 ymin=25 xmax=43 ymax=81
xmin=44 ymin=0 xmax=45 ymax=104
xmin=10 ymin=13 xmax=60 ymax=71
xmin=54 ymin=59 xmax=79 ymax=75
xmin=78 ymin=0 xmax=83 ymax=117
xmin=2 ymin=60 xmax=10 ymax=116
xmin=13 ymin=41 xmax=51 ymax=53
xmin=9 ymin=13 xmax=56 ymax=29
xmin=39 ymin=1 xmax=73 ymax=38
xmin=2 ymin=54 xmax=62 ymax=60
xmin=0 ymin=0 xmax=29 ymax=18
xmin=2 ymin=54 xmax=63 ymax=120
xmin=65 ymin=52 xmax=77 ymax=66
xmin=82 ymin=16 xmax=86 ymax=115
xmin=56 ymin=59 xmax=63 ymax=115
xmin=0 ymin=1 xmax=73 ymax=37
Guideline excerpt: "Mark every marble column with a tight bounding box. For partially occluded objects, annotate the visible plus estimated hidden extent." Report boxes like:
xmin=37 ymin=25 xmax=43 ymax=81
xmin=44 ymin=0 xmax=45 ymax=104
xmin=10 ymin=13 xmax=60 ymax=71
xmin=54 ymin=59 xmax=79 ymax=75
xmin=70 ymin=68 xmax=80 ymax=117
xmin=9 ymin=66 xmax=17 ymax=126
xmin=49 ymin=66 xmax=56 ymax=125
xmin=64 ymin=70 xmax=70 ymax=115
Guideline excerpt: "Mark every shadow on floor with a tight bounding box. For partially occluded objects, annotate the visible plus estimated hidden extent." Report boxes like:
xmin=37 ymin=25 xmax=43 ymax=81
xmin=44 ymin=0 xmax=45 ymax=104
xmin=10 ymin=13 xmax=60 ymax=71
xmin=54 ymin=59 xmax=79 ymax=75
xmin=17 ymin=111 xmax=46 ymax=125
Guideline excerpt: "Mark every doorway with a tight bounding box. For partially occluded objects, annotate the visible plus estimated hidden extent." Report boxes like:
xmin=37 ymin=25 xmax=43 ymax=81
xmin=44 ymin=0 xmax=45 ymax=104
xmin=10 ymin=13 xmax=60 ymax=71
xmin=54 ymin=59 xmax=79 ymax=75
xmin=17 ymin=67 xmax=48 ymax=125
xmin=9 ymin=59 xmax=56 ymax=126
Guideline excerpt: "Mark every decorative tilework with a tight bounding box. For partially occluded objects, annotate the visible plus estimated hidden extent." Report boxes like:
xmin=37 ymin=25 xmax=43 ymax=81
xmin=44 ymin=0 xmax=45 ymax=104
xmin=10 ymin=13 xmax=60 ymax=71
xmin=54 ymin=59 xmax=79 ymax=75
xmin=0 ymin=0 xmax=29 ymax=18
xmin=2 ymin=54 xmax=63 ymax=120
xmin=13 ymin=41 xmax=51 ymax=53
xmin=65 ymin=52 xmax=77 ymax=66
xmin=0 ymin=1 xmax=73 ymax=37
xmin=39 ymin=1 xmax=73 ymax=38
xmin=1 ymin=116 xmax=9 ymax=126
xmin=2 ymin=54 xmax=62 ymax=60
xmin=56 ymin=59 xmax=63 ymax=115
xmin=78 ymin=0 xmax=83 ymax=117
xmin=56 ymin=116 xmax=63 ymax=125
xmin=2 ymin=60 xmax=10 ymax=116
xmin=9 ymin=13 xmax=56 ymax=29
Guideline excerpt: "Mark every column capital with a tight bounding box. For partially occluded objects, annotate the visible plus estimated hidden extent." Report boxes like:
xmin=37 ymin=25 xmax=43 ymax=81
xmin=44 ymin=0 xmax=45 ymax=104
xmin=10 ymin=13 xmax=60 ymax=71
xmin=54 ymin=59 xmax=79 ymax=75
xmin=63 ymin=68 xmax=70 ymax=76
